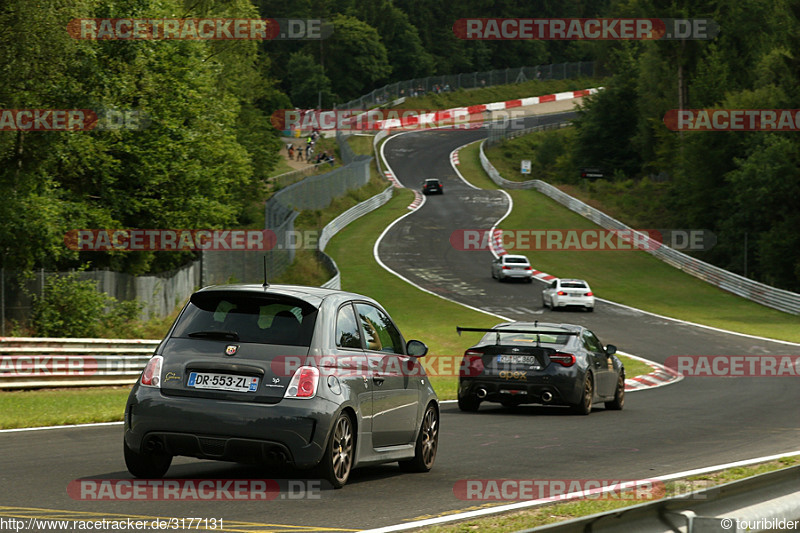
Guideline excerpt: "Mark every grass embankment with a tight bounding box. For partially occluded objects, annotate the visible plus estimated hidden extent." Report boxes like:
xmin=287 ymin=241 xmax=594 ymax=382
xmin=395 ymin=77 xmax=604 ymax=110
xmin=458 ymin=140 xmax=800 ymax=342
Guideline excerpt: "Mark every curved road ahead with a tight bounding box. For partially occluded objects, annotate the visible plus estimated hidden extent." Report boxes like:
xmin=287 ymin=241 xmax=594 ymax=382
xmin=1 ymin=116 xmax=798 ymax=532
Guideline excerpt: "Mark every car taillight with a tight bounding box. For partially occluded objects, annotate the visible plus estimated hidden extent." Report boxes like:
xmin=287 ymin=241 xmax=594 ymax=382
xmin=557 ymin=290 xmax=567 ymax=295
xmin=140 ymin=356 xmax=163 ymax=388
xmin=284 ymin=366 xmax=319 ymax=399
xmin=549 ymin=353 xmax=576 ymax=367
xmin=502 ymin=266 xmax=511 ymax=270
xmin=460 ymin=351 xmax=485 ymax=377
xmin=585 ymin=292 xmax=593 ymax=296
xmin=525 ymin=266 xmax=532 ymax=271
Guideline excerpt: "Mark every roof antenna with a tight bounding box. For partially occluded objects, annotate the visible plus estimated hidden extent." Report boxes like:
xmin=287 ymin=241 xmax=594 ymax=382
xmin=262 ymin=255 xmax=269 ymax=290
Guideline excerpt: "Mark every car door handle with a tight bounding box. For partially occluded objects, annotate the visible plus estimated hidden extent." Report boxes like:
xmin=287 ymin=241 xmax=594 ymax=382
xmin=372 ymin=375 xmax=385 ymax=385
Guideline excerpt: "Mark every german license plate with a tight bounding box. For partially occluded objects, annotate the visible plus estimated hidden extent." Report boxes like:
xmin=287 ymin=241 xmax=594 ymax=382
xmin=497 ymin=355 xmax=540 ymax=367
xmin=188 ymin=372 xmax=259 ymax=392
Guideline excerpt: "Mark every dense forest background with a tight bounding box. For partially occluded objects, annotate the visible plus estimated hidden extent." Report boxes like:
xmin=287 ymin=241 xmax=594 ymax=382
xmin=1 ymin=0 xmax=798 ymax=291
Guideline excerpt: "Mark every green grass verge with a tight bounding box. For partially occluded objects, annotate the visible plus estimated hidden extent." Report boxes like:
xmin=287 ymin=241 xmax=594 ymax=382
xmin=346 ymin=134 xmax=376 ymax=156
xmin=396 ymin=78 xmax=605 ymax=110
xmin=0 ymin=386 xmax=132 ymax=429
xmin=415 ymin=457 xmax=799 ymax=532
xmin=457 ymin=142 xmax=800 ymax=342
xmin=323 ymin=183 xmax=651 ymax=399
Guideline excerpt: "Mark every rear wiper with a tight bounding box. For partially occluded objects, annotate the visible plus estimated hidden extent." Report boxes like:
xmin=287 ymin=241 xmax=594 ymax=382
xmin=187 ymin=330 xmax=240 ymax=341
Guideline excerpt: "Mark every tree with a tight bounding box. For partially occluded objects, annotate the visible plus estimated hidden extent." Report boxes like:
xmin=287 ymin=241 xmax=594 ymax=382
xmin=287 ymin=51 xmax=334 ymax=107
xmin=323 ymin=14 xmax=391 ymax=101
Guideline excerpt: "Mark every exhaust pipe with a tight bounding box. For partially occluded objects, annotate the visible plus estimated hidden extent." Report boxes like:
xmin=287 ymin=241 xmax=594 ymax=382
xmin=476 ymin=388 xmax=487 ymax=399
xmin=541 ymin=391 xmax=553 ymax=403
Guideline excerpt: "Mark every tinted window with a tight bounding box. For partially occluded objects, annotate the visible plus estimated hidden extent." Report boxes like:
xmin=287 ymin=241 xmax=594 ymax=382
xmin=582 ymin=330 xmax=603 ymax=352
xmin=504 ymin=257 xmax=528 ymax=264
xmin=336 ymin=304 xmax=362 ymax=349
xmin=355 ymin=303 xmax=404 ymax=354
xmin=172 ymin=292 xmax=317 ymax=346
xmin=480 ymin=329 xmax=572 ymax=346
xmin=562 ymin=282 xmax=588 ymax=288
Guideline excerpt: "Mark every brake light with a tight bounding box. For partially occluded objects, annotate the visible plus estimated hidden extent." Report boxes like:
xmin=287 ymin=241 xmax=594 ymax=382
xmin=502 ymin=266 xmax=511 ymax=270
xmin=284 ymin=366 xmax=319 ymax=399
xmin=525 ymin=266 xmax=532 ymax=270
xmin=550 ymin=353 xmax=576 ymax=367
xmin=140 ymin=356 xmax=163 ymax=388
xmin=557 ymin=290 xmax=567 ymax=295
xmin=460 ymin=351 xmax=485 ymax=377
xmin=585 ymin=292 xmax=593 ymax=296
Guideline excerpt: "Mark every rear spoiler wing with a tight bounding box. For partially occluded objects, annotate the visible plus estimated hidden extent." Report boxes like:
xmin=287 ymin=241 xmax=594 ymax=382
xmin=456 ymin=326 xmax=578 ymax=346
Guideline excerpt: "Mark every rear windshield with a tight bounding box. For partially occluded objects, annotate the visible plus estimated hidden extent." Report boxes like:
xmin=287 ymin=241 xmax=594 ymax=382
xmin=171 ymin=292 xmax=317 ymax=346
xmin=561 ymin=282 xmax=587 ymax=288
xmin=504 ymin=257 xmax=528 ymax=264
xmin=480 ymin=330 xmax=572 ymax=346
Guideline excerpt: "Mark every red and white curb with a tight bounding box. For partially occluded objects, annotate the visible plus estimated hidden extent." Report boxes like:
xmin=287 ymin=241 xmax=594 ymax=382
xmin=491 ymin=229 xmax=677 ymax=391
xmin=384 ymin=170 xmax=401 ymax=188
xmin=372 ymin=87 xmax=601 ymax=130
xmin=384 ymin=170 xmax=424 ymax=210
xmin=621 ymin=351 xmax=684 ymax=391
xmin=408 ymin=190 xmax=423 ymax=210
xmin=451 ymin=151 xmax=460 ymax=166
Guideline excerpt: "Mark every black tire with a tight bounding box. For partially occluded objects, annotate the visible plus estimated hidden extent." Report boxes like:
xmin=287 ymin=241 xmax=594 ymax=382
xmin=542 ymin=296 xmax=549 ymax=309
xmin=605 ymin=373 xmax=625 ymax=410
xmin=316 ymin=412 xmax=355 ymax=489
xmin=124 ymin=439 xmax=172 ymax=478
xmin=458 ymin=394 xmax=480 ymax=412
xmin=587 ymin=307 xmax=594 ymax=312
xmin=570 ymin=375 xmax=593 ymax=415
xmin=399 ymin=404 xmax=439 ymax=473
xmin=526 ymin=278 xmax=533 ymax=283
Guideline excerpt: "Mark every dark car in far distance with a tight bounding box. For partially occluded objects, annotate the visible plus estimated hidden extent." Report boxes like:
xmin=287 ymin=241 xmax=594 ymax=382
xmin=422 ymin=178 xmax=443 ymax=195
xmin=456 ymin=322 xmax=624 ymax=415
xmin=124 ymin=284 xmax=439 ymax=488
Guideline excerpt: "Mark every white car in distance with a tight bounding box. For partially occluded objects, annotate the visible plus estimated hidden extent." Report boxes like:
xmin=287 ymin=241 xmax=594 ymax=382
xmin=542 ymin=279 xmax=595 ymax=312
xmin=491 ymin=254 xmax=534 ymax=283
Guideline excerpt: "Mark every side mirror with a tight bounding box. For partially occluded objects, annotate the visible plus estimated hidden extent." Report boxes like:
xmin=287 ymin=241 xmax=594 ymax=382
xmin=407 ymin=339 xmax=428 ymax=357
xmin=605 ymin=344 xmax=617 ymax=356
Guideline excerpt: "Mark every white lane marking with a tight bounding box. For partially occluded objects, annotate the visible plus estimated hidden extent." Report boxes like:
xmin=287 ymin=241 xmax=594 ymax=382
xmin=0 ymin=421 xmax=123 ymax=434
xmin=359 ymin=450 xmax=800 ymax=533
xmin=376 ymin=133 xmax=511 ymax=323
xmin=596 ymin=297 xmax=800 ymax=347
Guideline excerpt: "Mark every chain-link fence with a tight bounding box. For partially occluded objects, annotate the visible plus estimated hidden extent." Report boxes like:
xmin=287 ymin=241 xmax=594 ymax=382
xmin=337 ymin=62 xmax=597 ymax=111
xmin=200 ymin=155 xmax=372 ymax=287
xmin=0 ymin=262 xmax=200 ymax=333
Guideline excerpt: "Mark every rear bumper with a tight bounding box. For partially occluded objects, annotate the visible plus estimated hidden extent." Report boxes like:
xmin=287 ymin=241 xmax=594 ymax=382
xmin=459 ymin=373 xmax=584 ymax=406
xmin=124 ymin=385 xmax=337 ymax=468
xmin=553 ymin=297 xmax=594 ymax=308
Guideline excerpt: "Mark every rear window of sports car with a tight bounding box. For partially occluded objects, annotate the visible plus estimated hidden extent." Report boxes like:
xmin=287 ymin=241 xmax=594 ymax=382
xmin=480 ymin=330 xmax=572 ymax=346
xmin=171 ymin=293 xmax=318 ymax=346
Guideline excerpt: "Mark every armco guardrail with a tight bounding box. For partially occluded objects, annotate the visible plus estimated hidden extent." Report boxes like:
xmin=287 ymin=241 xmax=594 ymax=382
xmin=318 ymin=185 xmax=395 ymax=290
xmin=520 ymin=464 xmax=800 ymax=533
xmin=479 ymin=140 xmax=800 ymax=315
xmin=0 ymin=337 xmax=158 ymax=389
